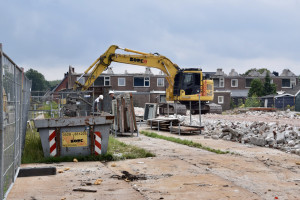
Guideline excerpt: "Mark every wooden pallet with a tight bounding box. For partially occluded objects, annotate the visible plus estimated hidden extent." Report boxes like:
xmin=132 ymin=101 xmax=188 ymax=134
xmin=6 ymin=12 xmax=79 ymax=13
xmin=147 ymin=118 xmax=179 ymax=131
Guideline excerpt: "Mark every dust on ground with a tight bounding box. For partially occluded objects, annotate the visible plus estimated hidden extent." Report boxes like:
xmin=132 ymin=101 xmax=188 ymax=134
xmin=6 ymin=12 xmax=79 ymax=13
xmin=7 ymin=112 xmax=300 ymax=200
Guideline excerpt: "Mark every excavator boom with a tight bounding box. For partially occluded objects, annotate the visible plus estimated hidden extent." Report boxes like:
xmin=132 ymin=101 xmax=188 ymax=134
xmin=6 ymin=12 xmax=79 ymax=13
xmin=74 ymin=45 xmax=180 ymax=100
xmin=73 ymin=45 xmax=218 ymax=113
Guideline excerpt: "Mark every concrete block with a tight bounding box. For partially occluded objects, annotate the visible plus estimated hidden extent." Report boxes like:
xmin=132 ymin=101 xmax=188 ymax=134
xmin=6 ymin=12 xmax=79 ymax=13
xmin=276 ymin=132 xmax=286 ymax=144
xmin=288 ymin=140 xmax=295 ymax=147
xmin=18 ymin=167 xmax=57 ymax=177
xmin=250 ymin=137 xmax=266 ymax=147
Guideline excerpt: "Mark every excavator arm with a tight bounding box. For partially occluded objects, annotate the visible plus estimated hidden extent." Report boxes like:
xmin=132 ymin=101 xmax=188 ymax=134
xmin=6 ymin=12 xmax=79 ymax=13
xmin=74 ymin=45 xmax=180 ymax=100
xmin=73 ymin=45 xmax=220 ymax=114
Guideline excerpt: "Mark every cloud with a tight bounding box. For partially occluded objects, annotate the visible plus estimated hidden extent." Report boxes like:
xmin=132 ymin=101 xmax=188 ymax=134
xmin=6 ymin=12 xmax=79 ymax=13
xmin=1 ymin=0 xmax=300 ymax=80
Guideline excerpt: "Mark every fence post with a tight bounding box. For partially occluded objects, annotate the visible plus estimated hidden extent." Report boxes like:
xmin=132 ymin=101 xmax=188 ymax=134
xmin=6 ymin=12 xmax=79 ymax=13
xmin=12 ymin=61 xmax=17 ymax=185
xmin=0 ymin=43 xmax=4 ymax=200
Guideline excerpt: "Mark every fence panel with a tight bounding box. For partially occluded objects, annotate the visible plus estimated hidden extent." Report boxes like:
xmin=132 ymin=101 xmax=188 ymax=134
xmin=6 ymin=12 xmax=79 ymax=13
xmin=0 ymin=44 xmax=32 ymax=199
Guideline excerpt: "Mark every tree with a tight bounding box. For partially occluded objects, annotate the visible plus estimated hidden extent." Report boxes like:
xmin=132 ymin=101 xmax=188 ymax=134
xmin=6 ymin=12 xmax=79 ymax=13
xmin=48 ymin=80 xmax=61 ymax=90
xmin=245 ymin=94 xmax=261 ymax=107
xmin=244 ymin=68 xmax=270 ymax=76
xmin=244 ymin=68 xmax=257 ymax=76
xmin=262 ymin=72 xmax=276 ymax=96
xmin=25 ymin=68 xmax=50 ymax=91
xmin=248 ymin=78 xmax=263 ymax=97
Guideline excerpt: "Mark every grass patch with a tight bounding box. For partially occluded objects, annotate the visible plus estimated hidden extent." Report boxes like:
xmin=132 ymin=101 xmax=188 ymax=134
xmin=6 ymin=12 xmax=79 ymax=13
xmin=22 ymin=124 xmax=155 ymax=164
xmin=22 ymin=124 xmax=45 ymax=163
xmin=108 ymin=136 xmax=155 ymax=160
xmin=140 ymin=131 xmax=230 ymax=154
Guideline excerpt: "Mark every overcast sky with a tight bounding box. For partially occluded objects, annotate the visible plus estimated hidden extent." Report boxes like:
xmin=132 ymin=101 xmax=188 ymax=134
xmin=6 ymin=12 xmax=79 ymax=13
xmin=1 ymin=0 xmax=300 ymax=80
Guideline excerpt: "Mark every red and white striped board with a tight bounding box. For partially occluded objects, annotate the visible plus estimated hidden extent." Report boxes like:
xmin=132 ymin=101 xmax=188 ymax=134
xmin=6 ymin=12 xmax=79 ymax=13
xmin=94 ymin=131 xmax=102 ymax=155
xmin=49 ymin=129 xmax=57 ymax=157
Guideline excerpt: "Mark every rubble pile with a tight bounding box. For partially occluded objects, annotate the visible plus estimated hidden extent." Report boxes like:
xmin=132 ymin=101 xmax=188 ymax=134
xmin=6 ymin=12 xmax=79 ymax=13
xmin=201 ymin=120 xmax=300 ymax=155
xmin=181 ymin=111 xmax=300 ymax=156
xmin=223 ymin=110 xmax=300 ymax=120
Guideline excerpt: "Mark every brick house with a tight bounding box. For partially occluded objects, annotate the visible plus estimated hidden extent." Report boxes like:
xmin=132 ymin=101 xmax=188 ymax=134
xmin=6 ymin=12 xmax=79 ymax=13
xmin=52 ymin=66 xmax=167 ymax=112
xmin=210 ymin=68 xmax=299 ymax=107
xmin=53 ymin=66 xmax=298 ymax=112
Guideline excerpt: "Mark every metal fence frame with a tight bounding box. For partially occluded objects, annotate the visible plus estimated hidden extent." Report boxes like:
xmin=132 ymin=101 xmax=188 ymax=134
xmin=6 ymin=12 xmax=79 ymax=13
xmin=0 ymin=44 xmax=32 ymax=199
xmin=231 ymin=96 xmax=296 ymax=111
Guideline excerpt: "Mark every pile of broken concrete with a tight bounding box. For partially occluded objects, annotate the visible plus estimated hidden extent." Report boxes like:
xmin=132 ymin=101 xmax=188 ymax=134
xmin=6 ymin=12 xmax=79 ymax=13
xmin=158 ymin=110 xmax=300 ymax=156
xmin=225 ymin=109 xmax=300 ymax=120
xmin=201 ymin=119 xmax=300 ymax=155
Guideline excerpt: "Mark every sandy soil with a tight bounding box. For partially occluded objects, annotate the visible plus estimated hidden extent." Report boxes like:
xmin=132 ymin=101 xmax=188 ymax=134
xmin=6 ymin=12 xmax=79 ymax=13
xmin=7 ymin=114 xmax=300 ymax=200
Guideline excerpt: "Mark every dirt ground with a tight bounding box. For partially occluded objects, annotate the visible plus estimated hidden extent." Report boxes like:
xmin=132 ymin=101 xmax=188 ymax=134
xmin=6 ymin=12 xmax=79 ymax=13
xmin=7 ymin=114 xmax=300 ymax=200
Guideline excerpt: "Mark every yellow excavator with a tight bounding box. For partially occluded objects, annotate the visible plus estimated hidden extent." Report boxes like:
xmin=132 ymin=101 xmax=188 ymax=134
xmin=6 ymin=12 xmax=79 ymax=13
xmin=74 ymin=45 xmax=221 ymax=114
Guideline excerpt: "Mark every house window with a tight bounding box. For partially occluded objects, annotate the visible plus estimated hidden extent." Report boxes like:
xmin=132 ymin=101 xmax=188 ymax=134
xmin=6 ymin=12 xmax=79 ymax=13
xmin=245 ymin=79 xmax=252 ymax=88
xmin=218 ymin=96 xmax=224 ymax=104
xmin=282 ymin=79 xmax=291 ymax=88
xmin=134 ymin=77 xmax=150 ymax=87
xmin=145 ymin=77 xmax=150 ymax=86
xmin=291 ymin=78 xmax=296 ymax=87
xmin=94 ymin=77 xmax=104 ymax=86
xmin=104 ymin=76 xmax=110 ymax=86
xmin=213 ymin=78 xmax=219 ymax=88
xmin=157 ymin=78 xmax=164 ymax=87
xmin=118 ymin=78 xmax=125 ymax=86
xmin=219 ymin=78 xmax=224 ymax=87
xmin=77 ymin=77 xmax=85 ymax=85
xmin=214 ymin=78 xmax=224 ymax=88
xmin=231 ymin=79 xmax=238 ymax=87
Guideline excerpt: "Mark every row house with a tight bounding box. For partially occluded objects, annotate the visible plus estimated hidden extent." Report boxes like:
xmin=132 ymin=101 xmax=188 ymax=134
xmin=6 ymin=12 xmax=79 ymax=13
xmin=53 ymin=66 xmax=168 ymax=112
xmin=54 ymin=66 xmax=299 ymax=112
xmin=210 ymin=68 xmax=299 ymax=106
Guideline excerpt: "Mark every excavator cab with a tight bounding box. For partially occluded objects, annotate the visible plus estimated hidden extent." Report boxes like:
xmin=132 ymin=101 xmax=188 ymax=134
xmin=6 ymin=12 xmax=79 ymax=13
xmin=173 ymin=69 xmax=202 ymax=96
xmin=173 ymin=68 xmax=218 ymax=114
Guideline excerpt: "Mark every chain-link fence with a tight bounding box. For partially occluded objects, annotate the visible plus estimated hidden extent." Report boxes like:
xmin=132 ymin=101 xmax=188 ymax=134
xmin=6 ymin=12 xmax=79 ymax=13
xmin=29 ymin=93 xmax=61 ymax=120
xmin=29 ymin=91 xmax=94 ymax=120
xmin=231 ymin=96 xmax=296 ymax=111
xmin=0 ymin=44 xmax=32 ymax=199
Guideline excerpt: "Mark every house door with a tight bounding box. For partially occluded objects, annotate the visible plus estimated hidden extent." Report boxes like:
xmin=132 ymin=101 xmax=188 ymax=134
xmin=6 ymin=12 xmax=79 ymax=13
xmin=296 ymin=95 xmax=300 ymax=112
xmin=264 ymin=99 xmax=268 ymax=107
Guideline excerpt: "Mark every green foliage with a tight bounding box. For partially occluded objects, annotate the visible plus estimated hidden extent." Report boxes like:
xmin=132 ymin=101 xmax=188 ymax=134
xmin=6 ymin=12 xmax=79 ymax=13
xmin=230 ymin=99 xmax=236 ymax=109
xmin=108 ymin=136 xmax=155 ymax=160
xmin=245 ymin=94 xmax=261 ymax=107
xmin=25 ymin=68 xmax=50 ymax=91
xmin=244 ymin=68 xmax=270 ymax=75
xmin=262 ymin=72 xmax=276 ymax=96
xmin=25 ymin=68 xmax=61 ymax=91
xmin=238 ymin=99 xmax=244 ymax=108
xmin=247 ymin=71 xmax=276 ymax=97
xmin=140 ymin=131 xmax=230 ymax=154
xmin=22 ymin=123 xmax=44 ymax=163
xmin=244 ymin=68 xmax=257 ymax=75
xmin=48 ymin=80 xmax=61 ymax=90
xmin=248 ymin=78 xmax=263 ymax=97
xmin=36 ymin=101 xmax=59 ymax=118
xmin=285 ymin=105 xmax=295 ymax=111
xmin=257 ymin=68 xmax=270 ymax=74
xmin=39 ymin=101 xmax=58 ymax=110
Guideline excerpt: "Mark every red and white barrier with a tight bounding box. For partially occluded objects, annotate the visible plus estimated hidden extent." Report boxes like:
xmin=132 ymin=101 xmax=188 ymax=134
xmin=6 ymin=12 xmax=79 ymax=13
xmin=94 ymin=131 xmax=102 ymax=155
xmin=49 ymin=130 xmax=57 ymax=157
